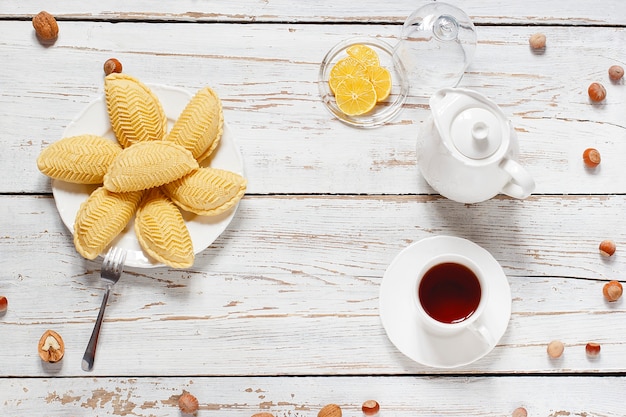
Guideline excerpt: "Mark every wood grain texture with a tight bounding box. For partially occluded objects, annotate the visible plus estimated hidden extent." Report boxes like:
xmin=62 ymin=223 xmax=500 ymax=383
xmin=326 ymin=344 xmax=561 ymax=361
xmin=2 ymin=22 xmax=625 ymax=194
xmin=2 ymin=0 xmax=626 ymax=25
xmin=2 ymin=195 xmax=626 ymax=376
xmin=2 ymin=2 xmax=626 ymax=415
xmin=2 ymin=376 xmax=626 ymax=416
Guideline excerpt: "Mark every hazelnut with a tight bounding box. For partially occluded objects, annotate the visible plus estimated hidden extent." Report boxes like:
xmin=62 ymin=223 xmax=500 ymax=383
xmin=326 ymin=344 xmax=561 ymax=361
xmin=178 ymin=391 xmax=199 ymax=415
xmin=603 ymin=280 xmax=623 ymax=302
xmin=32 ymin=11 xmax=59 ymax=41
xmin=0 ymin=295 xmax=7 ymax=315
xmin=585 ymin=342 xmax=601 ymax=357
xmin=582 ymin=148 xmax=601 ymax=168
xmin=529 ymin=33 xmax=546 ymax=49
xmin=608 ymin=65 xmax=624 ymax=81
xmin=251 ymin=414 xmax=275 ymax=417
xmin=318 ymin=404 xmax=342 ymax=417
xmin=512 ymin=407 xmax=528 ymax=417
xmin=103 ymin=58 xmax=123 ymax=76
xmin=38 ymin=330 xmax=64 ymax=363
xmin=361 ymin=400 xmax=380 ymax=416
xmin=547 ymin=340 xmax=564 ymax=358
xmin=599 ymin=240 xmax=616 ymax=257
xmin=588 ymin=82 xmax=606 ymax=102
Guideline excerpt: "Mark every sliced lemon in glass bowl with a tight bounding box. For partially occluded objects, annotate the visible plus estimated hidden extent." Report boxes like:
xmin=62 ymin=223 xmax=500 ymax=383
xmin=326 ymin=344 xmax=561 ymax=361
xmin=328 ymin=56 xmax=368 ymax=95
xmin=369 ymin=65 xmax=392 ymax=102
xmin=334 ymin=77 xmax=378 ymax=116
xmin=319 ymin=36 xmax=409 ymax=128
xmin=346 ymin=44 xmax=381 ymax=68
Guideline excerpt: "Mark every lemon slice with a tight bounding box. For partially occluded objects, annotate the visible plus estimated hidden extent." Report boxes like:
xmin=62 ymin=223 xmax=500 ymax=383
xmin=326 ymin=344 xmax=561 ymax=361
xmin=369 ymin=66 xmax=392 ymax=102
xmin=346 ymin=44 xmax=380 ymax=68
xmin=334 ymin=77 xmax=377 ymax=116
xmin=328 ymin=57 xmax=367 ymax=94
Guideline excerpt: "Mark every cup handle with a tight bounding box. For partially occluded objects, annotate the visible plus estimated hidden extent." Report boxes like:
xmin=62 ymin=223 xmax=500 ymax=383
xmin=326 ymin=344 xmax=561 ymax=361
xmin=467 ymin=320 xmax=496 ymax=346
xmin=499 ymin=158 xmax=535 ymax=199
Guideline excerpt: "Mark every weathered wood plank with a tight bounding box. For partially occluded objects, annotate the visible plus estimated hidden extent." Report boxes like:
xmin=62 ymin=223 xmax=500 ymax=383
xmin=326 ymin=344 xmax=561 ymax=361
xmin=2 ymin=23 xmax=625 ymax=195
xmin=2 ymin=0 xmax=625 ymax=26
xmin=5 ymin=194 xmax=626 ymax=279
xmin=2 ymin=195 xmax=626 ymax=376
xmin=2 ymin=376 xmax=625 ymax=416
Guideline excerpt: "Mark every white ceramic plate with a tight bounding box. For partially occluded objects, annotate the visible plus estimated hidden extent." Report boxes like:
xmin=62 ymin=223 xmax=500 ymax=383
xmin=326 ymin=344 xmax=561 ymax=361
xmin=52 ymin=84 xmax=244 ymax=268
xmin=379 ymin=235 xmax=511 ymax=368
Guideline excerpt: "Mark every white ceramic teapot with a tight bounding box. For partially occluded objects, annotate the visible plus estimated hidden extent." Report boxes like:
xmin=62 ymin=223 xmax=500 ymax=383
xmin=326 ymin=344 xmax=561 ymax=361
xmin=416 ymin=88 xmax=535 ymax=204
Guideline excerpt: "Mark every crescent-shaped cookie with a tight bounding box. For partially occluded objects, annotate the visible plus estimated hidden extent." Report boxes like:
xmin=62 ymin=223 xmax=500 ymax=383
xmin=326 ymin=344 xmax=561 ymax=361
xmin=163 ymin=167 xmax=246 ymax=216
xmin=37 ymin=135 xmax=122 ymax=184
xmin=164 ymin=86 xmax=224 ymax=163
xmin=103 ymin=141 xmax=199 ymax=193
xmin=104 ymin=73 xmax=167 ymax=148
xmin=73 ymin=187 xmax=144 ymax=260
xmin=135 ymin=188 xmax=194 ymax=268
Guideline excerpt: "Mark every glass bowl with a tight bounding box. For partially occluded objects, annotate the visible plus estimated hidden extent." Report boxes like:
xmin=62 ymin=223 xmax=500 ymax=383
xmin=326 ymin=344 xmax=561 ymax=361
xmin=318 ymin=36 xmax=409 ymax=128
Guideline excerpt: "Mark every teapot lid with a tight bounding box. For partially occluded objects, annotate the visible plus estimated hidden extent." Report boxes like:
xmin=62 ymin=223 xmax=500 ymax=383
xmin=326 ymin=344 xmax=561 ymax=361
xmin=431 ymin=88 xmax=508 ymax=160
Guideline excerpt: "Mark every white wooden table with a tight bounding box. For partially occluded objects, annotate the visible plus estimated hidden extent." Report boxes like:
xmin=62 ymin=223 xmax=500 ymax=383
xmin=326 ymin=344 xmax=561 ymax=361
xmin=2 ymin=1 xmax=626 ymax=415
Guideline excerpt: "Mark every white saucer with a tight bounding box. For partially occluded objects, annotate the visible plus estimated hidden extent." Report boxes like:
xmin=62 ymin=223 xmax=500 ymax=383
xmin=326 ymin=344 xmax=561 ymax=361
xmin=51 ymin=84 xmax=244 ymax=268
xmin=379 ymin=235 xmax=511 ymax=368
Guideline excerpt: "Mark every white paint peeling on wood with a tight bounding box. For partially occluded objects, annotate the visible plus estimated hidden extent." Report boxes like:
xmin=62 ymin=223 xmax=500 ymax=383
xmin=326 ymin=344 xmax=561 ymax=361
xmin=2 ymin=195 xmax=626 ymax=377
xmin=2 ymin=2 xmax=626 ymax=415
xmin=1 ymin=23 xmax=625 ymax=194
xmin=3 ymin=376 xmax=626 ymax=416
xmin=2 ymin=0 xmax=625 ymax=25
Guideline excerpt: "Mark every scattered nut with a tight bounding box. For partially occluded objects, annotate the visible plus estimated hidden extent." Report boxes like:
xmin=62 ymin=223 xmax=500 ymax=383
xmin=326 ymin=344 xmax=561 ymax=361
xmin=585 ymin=342 xmax=601 ymax=357
xmin=603 ymin=280 xmax=623 ymax=302
xmin=608 ymin=65 xmax=624 ymax=81
xmin=32 ymin=11 xmax=59 ymax=41
xmin=38 ymin=330 xmax=64 ymax=363
xmin=318 ymin=403 xmax=342 ymax=417
xmin=0 ymin=296 xmax=7 ymax=315
xmin=529 ymin=33 xmax=546 ymax=49
xmin=361 ymin=400 xmax=380 ymax=416
xmin=582 ymin=148 xmax=601 ymax=168
xmin=103 ymin=58 xmax=123 ymax=76
xmin=588 ymin=82 xmax=606 ymax=102
xmin=512 ymin=407 xmax=528 ymax=417
xmin=251 ymin=413 xmax=275 ymax=417
xmin=599 ymin=240 xmax=616 ymax=257
xmin=547 ymin=340 xmax=564 ymax=358
xmin=178 ymin=391 xmax=199 ymax=415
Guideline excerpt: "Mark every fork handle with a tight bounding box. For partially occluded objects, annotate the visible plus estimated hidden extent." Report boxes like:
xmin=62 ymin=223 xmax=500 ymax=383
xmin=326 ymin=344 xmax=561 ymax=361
xmin=82 ymin=286 xmax=111 ymax=371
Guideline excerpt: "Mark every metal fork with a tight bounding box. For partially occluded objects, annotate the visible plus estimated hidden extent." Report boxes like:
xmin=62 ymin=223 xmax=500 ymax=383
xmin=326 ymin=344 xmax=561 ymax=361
xmin=81 ymin=246 xmax=127 ymax=371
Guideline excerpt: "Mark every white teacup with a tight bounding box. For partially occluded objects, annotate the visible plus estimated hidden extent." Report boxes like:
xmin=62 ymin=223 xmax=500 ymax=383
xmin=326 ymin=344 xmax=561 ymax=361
xmin=413 ymin=253 xmax=495 ymax=345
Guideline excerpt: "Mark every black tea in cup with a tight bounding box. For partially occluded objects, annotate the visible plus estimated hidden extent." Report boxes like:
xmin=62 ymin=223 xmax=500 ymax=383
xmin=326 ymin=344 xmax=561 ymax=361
xmin=418 ymin=262 xmax=482 ymax=324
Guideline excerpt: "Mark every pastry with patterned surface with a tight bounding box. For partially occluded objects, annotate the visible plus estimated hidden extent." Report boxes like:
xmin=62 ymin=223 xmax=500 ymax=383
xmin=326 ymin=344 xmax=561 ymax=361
xmin=135 ymin=188 xmax=194 ymax=268
xmin=73 ymin=187 xmax=144 ymax=260
xmin=36 ymin=135 xmax=122 ymax=184
xmin=164 ymin=167 xmax=247 ymax=216
xmin=103 ymin=141 xmax=198 ymax=193
xmin=104 ymin=73 xmax=167 ymax=148
xmin=165 ymin=86 xmax=223 ymax=163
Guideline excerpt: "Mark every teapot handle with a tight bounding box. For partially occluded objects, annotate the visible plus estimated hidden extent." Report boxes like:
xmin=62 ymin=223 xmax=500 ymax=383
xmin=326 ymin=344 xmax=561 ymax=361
xmin=499 ymin=158 xmax=535 ymax=199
